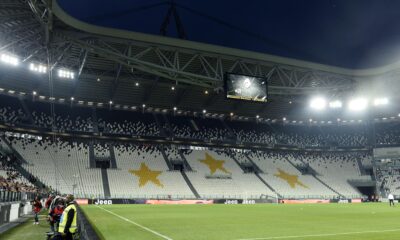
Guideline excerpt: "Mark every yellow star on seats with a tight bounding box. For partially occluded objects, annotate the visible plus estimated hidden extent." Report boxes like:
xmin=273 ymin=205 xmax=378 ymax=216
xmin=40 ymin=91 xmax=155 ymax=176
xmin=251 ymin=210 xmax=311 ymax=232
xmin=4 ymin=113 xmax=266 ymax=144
xmin=274 ymin=168 xmax=309 ymax=189
xmin=129 ymin=163 xmax=164 ymax=188
xmin=199 ymin=153 xmax=230 ymax=175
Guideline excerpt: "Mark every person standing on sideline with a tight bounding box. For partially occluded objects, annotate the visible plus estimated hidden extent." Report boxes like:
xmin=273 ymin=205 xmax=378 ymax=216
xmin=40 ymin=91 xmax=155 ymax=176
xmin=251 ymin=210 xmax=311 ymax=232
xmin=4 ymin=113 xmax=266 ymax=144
xmin=49 ymin=198 xmax=65 ymax=232
xmin=58 ymin=194 xmax=77 ymax=240
xmin=388 ymin=193 xmax=395 ymax=206
xmin=45 ymin=194 xmax=54 ymax=209
xmin=32 ymin=196 xmax=42 ymax=225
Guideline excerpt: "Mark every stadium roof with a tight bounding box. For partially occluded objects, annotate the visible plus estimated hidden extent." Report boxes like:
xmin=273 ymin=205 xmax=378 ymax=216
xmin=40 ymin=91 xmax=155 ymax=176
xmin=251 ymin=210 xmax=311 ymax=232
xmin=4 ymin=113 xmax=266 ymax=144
xmin=0 ymin=0 xmax=399 ymax=119
xmin=58 ymin=0 xmax=400 ymax=69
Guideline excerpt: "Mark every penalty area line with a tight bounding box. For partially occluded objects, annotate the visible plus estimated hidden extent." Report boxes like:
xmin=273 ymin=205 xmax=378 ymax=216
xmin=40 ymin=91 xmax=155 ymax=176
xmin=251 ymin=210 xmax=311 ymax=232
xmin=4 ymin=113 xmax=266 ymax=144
xmin=237 ymin=228 xmax=400 ymax=240
xmin=96 ymin=205 xmax=173 ymax=240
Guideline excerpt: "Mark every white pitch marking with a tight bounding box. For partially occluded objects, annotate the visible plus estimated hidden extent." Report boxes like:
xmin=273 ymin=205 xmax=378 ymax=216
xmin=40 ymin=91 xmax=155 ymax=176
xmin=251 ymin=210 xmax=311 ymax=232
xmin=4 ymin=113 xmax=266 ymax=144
xmin=96 ymin=205 xmax=173 ymax=240
xmin=237 ymin=228 xmax=400 ymax=240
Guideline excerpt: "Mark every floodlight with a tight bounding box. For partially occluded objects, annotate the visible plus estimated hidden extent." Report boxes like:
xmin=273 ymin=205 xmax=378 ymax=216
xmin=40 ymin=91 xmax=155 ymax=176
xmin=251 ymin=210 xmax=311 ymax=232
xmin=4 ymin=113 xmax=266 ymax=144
xmin=348 ymin=98 xmax=368 ymax=111
xmin=329 ymin=100 xmax=342 ymax=109
xmin=373 ymin=97 xmax=389 ymax=106
xmin=58 ymin=69 xmax=74 ymax=79
xmin=1 ymin=54 xmax=19 ymax=66
xmin=310 ymin=97 xmax=327 ymax=110
xmin=29 ymin=63 xmax=47 ymax=73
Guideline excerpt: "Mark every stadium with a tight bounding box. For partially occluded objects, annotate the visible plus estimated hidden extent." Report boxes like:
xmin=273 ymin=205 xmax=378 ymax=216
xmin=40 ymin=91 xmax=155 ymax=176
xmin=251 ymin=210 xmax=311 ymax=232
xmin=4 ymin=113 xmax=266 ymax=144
xmin=1 ymin=0 xmax=400 ymax=239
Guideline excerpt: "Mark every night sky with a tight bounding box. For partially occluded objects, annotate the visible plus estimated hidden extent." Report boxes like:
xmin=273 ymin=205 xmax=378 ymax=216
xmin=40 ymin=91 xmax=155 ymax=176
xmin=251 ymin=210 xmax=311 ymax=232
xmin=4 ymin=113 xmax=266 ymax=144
xmin=58 ymin=0 xmax=400 ymax=69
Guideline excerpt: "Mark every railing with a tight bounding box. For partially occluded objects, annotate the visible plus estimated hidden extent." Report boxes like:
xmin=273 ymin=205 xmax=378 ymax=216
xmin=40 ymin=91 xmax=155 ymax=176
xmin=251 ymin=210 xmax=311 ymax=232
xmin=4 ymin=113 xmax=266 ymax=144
xmin=0 ymin=191 xmax=36 ymax=203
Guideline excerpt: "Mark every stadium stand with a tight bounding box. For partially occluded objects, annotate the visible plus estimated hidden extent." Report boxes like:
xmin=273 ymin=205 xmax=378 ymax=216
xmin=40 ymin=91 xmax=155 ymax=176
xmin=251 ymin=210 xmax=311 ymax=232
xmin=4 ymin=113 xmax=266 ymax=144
xmin=108 ymin=144 xmax=194 ymax=198
xmin=249 ymin=151 xmax=339 ymax=198
xmin=0 ymin=93 xmax=395 ymax=201
xmin=184 ymin=149 xmax=279 ymax=199
xmin=302 ymin=152 xmax=372 ymax=197
xmin=9 ymin=138 xmax=104 ymax=197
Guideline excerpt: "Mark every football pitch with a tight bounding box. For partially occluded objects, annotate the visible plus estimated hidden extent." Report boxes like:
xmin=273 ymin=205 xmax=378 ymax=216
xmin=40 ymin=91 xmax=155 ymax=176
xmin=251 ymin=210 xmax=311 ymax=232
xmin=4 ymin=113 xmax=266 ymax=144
xmin=79 ymin=203 xmax=400 ymax=240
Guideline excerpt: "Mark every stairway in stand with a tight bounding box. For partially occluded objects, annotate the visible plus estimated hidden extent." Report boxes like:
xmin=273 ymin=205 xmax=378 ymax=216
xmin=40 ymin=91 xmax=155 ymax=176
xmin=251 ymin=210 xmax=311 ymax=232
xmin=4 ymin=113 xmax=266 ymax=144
xmin=181 ymin=170 xmax=200 ymax=199
xmin=100 ymin=168 xmax=111 ymax=198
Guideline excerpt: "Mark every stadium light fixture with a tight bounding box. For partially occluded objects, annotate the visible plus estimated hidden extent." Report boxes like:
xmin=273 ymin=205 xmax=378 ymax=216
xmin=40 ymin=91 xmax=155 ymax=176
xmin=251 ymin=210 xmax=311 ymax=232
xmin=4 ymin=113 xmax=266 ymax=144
xmin=0 ymin=53 xmax=19 ymax=66
xmin=373 ymin=97 xmax=389 ymax=106
xmin=135 ymin=82 xmax=139 ymax=87
xmin=58 ymin=69 xmax=74 ymax=79
xmin=348 ymin=98 xmax=368 ymax=111
xmin=329 ymin=100 xmax=342 ymax=109
xmin=310 ymin=97 xmax=327 ymax=110
xmin=29 ymin=63 xmax=47 ymax=73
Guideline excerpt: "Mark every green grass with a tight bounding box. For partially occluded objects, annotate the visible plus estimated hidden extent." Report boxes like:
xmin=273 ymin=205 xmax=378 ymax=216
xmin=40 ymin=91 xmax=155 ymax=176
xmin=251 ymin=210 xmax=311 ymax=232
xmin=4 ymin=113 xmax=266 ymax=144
xmin=80 ymin=203 xmax=400 ymax=240
xmin=0 ymin=213 xmax=50 ymax=240
xmin=3 ymin=204 xmax=400 ymax=240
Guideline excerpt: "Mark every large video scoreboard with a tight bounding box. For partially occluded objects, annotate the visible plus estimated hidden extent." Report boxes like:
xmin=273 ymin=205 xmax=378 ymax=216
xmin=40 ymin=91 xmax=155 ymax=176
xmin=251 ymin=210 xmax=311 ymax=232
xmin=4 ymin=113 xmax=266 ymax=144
xmin=224 ymin=73 xmax=268 ymax=103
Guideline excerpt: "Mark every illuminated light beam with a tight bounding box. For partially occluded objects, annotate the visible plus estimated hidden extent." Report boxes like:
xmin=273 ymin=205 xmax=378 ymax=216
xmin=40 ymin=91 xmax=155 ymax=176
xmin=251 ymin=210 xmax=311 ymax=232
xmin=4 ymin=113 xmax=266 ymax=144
xmin=29 ymin=63 xmax=47 ymax=73
xmin=58 ymin=69 xmax=75 ymax=79
xmin=373 ymin=97 xmax=389 ymax=106
xmin=348 ymin=98 xmax=368 ymax=111
xmin=310 ymin=97 xmax=327 ymax=110
xmin=1 ymin=53 xmax=19 ymax=66
xmin=329 ymin=100 xmax=342 ymax=109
